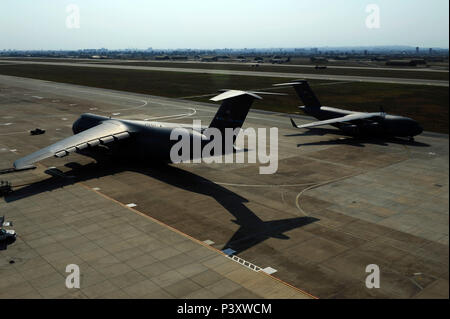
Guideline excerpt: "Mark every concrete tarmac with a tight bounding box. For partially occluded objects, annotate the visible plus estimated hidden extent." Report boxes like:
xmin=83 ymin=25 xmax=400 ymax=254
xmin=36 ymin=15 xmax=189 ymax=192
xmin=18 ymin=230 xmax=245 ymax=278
xmin=0 ymin=75 xmax=448 ymax=299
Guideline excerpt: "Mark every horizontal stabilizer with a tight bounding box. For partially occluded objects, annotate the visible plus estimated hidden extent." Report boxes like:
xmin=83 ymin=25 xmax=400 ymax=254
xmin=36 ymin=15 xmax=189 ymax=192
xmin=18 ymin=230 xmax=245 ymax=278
xmin=210 ymin=90 xmax=262 ymax=102
xmin=217 ymin=89 xmax=286 ymax=96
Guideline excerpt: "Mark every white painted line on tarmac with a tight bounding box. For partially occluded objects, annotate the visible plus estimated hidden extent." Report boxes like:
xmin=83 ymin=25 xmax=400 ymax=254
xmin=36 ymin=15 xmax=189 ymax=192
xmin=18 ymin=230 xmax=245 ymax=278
xmin=262 ymin=267 xmax=278 ymax=275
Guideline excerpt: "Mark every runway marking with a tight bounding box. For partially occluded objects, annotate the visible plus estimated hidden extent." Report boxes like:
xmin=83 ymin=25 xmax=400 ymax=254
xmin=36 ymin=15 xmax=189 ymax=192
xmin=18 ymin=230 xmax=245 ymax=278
xmin=294 ymin=146 xmax=412 ymax=241
xmin=214 ymin=181 xmax=316 ymax=188
xmin=203 ymin=239 xmax=215 ymax=245
xmin=6 ymin=76 xmax=151 ymax=113
xmin=144 ymin=108 xmax=197 ymax=121
xmin=4 ymin=75 xmax=197 ymax=124
xmin=294 ymin=174 xmax=360 ymax=217
xmin=226 ymin=254 xmax=262 ymax=272
xmin=6 ymin=76 xmax=202 ymax=119
xmin=79 ymin=182 xmax=318 ymax=299
xmin=1 ymin=75 xmax=298 ymax=126
xmin=262 ymin=267 xmax=278 ymax=275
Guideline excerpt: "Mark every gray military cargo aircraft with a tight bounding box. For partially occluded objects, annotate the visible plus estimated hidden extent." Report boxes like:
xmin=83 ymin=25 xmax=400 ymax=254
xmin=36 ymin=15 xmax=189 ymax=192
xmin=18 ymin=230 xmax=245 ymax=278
xmin=275 ymin=80 xmax=423 ymax=140
xmin=13 ymin=90 xmax=263 ymax=170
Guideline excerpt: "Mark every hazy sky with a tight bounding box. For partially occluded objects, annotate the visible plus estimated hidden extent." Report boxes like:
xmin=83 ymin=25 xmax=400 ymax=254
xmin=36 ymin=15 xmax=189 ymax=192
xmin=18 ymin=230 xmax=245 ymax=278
xmin=1 ymin=0 xmax=448 ymax=50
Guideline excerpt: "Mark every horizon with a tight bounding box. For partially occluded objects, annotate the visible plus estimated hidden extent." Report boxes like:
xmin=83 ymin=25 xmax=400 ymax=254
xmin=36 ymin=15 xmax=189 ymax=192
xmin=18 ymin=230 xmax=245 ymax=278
xmin=2 ymin=45 xmax=449 ymax=52
xmin=1 ymin=0 xmax=449 ymax=50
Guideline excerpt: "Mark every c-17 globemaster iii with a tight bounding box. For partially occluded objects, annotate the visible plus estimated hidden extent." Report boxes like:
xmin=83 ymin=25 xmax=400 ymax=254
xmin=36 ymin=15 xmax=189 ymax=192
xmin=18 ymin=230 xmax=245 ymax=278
xmin=276 ymin=80 xmax=423 ymax=140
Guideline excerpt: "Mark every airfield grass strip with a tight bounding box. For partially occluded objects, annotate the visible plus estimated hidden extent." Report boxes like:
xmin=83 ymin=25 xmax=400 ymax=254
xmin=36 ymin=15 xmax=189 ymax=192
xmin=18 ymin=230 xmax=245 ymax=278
xmin=0 ymin=63 xmax=447 ymax=133
xmin=102 ymin=61 xmax=450 ymax=81
xmin=3 ymin=58 xmax=449 ymax=81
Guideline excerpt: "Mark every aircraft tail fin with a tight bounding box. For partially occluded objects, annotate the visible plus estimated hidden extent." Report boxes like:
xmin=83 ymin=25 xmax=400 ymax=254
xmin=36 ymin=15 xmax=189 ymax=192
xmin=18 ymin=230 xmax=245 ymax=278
xmin=274 ymin=80 xmax=321 ymax=112
xmin=209 ymin=90 xmax=261 ymax=137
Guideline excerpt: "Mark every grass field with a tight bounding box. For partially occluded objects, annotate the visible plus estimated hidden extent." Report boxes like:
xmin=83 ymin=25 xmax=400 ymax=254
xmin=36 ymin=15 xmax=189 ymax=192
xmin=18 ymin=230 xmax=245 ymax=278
xmin=0 ymin=63 xmax=448 ymax=133
xmin=101 ymin=61 xmax=449 ymax=81
xmin=1 ymin=58 xmax=448 ymax=81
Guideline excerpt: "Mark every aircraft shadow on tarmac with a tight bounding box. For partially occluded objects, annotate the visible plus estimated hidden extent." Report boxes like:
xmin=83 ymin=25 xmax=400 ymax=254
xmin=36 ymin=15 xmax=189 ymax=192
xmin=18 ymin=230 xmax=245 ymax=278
xmin=284 ymin=127 xmax=431 ymax=148
xmin=5 ymin=159 xmax=318 ymax=254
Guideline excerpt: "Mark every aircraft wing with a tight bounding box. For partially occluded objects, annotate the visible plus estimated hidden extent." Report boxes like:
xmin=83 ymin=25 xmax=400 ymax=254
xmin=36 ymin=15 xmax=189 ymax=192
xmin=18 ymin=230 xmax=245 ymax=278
xmin=291 ymin=112 xmax=384 ymax=129
xmin=13 ymin=120 xmax=130 ymax=170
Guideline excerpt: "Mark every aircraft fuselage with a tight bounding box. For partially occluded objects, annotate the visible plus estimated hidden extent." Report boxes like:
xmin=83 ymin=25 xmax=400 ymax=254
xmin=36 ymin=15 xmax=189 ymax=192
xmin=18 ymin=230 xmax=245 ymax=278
xmin=300 ymin=106 xmax=423 ymax=138
xmin=72 ymin=113 xmax=222 ymax=162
